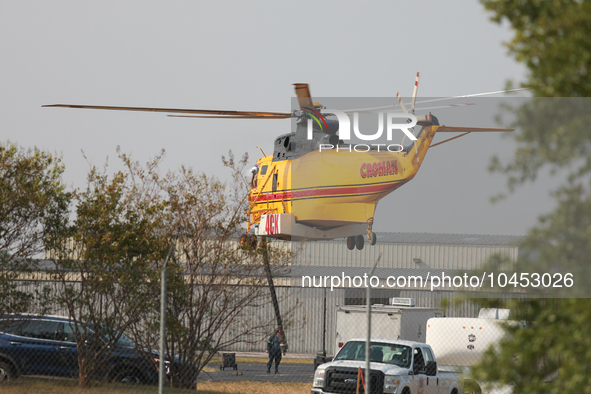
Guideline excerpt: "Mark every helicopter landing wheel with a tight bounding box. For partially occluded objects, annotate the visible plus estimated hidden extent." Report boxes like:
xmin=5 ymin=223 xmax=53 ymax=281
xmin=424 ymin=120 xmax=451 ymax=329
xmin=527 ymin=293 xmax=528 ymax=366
xmin=346 ymin=236 xmax=355 ymax=250
xmin=369 ymin=232 xmax=377 ymax=246
xmin=355 ymin=235 xmax=364 ymax=250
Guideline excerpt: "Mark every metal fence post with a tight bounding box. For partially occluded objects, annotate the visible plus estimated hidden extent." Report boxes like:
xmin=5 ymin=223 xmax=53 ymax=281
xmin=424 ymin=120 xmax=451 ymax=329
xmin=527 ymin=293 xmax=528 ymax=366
xmin=159 ymin=245 xmax=174 ymax=394
xmin=366 ymin=254 xmax=381 ymax=394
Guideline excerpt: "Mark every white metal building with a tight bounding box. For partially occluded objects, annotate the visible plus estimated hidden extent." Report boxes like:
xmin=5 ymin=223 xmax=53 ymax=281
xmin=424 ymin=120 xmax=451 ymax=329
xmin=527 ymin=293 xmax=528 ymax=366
xmin=20 ymin=231 xmax=524 ymax=356
xmin=227 ymin=232 xmax=524 ymax=355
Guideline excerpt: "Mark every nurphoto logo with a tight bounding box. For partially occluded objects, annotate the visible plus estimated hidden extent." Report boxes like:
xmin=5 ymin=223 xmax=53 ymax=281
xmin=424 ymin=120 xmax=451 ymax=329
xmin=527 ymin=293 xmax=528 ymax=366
xmin=305 ymin=108 xmax=418 ymax=152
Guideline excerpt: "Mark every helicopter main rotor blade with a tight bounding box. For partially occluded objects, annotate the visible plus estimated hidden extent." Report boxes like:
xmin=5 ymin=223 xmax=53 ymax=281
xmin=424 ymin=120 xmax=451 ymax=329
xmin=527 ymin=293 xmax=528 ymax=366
xmin=436 ymin=126 xmax=514 ymax=132
xmin=414 ymin=88 xmax=529 ymax=105
xmin=342 ymin=88 xmax=529 ymax=114
xmin=168 ymin=114 xmax=291 ymax=119
xmin=293 ymin=83 xmax=314 ymax=109
xmin=42 ymin=104 xmax=291 ymax=117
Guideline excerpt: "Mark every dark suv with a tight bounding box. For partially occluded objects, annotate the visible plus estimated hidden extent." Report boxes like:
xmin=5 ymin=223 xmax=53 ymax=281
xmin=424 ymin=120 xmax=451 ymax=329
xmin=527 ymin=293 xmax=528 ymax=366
xmin=0 ymin=315 xmax=161 ymax=384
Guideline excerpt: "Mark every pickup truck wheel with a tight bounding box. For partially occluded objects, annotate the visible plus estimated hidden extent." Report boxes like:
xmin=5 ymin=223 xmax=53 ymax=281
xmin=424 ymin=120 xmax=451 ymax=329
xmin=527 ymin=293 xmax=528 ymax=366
xmin=0 ymin=361 xmax=15 ymax=383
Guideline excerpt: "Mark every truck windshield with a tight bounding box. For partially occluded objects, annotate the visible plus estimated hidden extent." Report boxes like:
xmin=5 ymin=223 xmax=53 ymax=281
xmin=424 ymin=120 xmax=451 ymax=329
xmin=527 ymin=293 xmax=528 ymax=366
xmin=334 ymin=341 xmax=411 ymax=368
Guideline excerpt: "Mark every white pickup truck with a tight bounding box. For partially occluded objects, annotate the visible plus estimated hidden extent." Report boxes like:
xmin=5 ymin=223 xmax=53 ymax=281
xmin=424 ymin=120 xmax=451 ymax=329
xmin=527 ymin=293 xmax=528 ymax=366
xmin=312 ymin=338 xmax=460 ymax=394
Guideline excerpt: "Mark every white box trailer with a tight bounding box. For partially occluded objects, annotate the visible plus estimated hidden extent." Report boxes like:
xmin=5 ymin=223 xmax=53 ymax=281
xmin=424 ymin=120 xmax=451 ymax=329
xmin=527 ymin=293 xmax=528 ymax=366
xmin=425 ymin=309 xmax=512 ymax=394
xmin=425 ymin=308 xmax=509 ymax=366
xmin=334 ymin=304 xmax=442 ymax=352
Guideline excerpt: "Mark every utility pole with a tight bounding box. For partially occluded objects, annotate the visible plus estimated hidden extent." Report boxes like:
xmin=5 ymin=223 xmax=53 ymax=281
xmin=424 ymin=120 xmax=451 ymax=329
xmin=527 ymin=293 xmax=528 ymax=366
xmin=159 ymin=244 xmax=174 ymax=394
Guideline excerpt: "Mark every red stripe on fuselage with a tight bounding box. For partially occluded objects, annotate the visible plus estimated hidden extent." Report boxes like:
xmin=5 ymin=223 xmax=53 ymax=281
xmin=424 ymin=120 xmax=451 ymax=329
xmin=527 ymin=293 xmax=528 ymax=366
xmin=253 ymin=181 xmax=403 ymax=203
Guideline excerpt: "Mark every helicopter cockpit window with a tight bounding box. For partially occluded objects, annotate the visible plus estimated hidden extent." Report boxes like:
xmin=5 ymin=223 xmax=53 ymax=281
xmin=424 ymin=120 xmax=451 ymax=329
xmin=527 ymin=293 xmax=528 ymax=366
xmin=260 ymin=165 xmax=268 ymax=175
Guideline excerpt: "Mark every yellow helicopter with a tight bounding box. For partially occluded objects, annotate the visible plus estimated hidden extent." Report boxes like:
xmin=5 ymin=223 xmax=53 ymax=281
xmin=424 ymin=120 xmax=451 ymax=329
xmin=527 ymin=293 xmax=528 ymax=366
xmin=44 ymin=73 xmax=515 ymax=250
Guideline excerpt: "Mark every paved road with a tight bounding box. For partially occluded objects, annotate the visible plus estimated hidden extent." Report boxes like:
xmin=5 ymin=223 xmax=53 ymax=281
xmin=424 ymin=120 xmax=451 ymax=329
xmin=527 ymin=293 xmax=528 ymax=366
xmin=200 ymin=362 xmax=314 ymax=383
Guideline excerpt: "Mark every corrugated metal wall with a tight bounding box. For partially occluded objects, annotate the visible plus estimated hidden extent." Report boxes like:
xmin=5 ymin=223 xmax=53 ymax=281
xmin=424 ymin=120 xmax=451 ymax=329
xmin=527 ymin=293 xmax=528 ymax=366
xmin=213 ymin=286 xmax=338 ymax=355
xmin=292 ymin=241 xmax=519 ymax=271
xmin=216 ymin=285 xmax=507 ymax=355
xmin=242 ymin=238 xmax=522 ymax=354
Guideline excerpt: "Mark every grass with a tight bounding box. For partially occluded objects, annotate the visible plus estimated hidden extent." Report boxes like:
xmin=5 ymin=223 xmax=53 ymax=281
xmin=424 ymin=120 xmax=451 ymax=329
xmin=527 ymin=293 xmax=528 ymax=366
xmin=2 ymin=378 xmax=312 ymax=394
xmin=196 ymin=381 xmax=311 ymax=394
xmin=197 ymin=382 xmax=312 ymax=394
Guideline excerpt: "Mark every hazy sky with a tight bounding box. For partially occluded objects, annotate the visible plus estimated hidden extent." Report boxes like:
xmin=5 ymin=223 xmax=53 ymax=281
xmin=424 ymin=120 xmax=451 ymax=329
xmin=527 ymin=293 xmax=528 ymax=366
xmin=1 ymin=1 xmax=557 ymax=236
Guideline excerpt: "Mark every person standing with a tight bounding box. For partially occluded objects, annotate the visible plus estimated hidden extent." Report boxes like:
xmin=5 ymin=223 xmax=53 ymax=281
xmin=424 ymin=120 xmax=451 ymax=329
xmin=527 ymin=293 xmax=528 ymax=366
xmin=266 ymin=328 xmax=286 ymax=374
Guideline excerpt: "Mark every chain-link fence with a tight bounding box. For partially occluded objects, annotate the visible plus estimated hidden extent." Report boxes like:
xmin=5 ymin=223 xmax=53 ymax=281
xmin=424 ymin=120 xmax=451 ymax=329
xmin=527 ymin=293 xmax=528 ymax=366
xmin=0 ymin=273 xmax=514 ymax=394
xmin=0 ymin=315 xmax=162 ymax=385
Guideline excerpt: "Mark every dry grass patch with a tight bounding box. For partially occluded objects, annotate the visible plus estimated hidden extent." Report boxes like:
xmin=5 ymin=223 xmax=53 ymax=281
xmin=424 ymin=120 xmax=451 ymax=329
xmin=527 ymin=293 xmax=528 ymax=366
xmin=196 ymin=381 xmax=311 ymax=394
xmin=2 ymin=378 xmax=311 ymax=394
xmin=1 ymin=378 xmax=162 ymax=394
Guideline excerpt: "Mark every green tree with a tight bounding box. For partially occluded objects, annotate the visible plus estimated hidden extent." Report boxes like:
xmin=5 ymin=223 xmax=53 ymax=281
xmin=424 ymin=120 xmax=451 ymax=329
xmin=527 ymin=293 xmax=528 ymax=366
xmin=0 ymin=141 xmax=70 ymax=318
xmin=48 ymin=150 xmax=170 ymax=387
xmin=482 ymin=0 xmax=591 ymax=97
xmin=49 ymin=149 xmax=296 ymax=388
xmin=470 ymin=1 xmax=591 ymax=392
xmin=127 ymin=151 xmax=296 ymax=389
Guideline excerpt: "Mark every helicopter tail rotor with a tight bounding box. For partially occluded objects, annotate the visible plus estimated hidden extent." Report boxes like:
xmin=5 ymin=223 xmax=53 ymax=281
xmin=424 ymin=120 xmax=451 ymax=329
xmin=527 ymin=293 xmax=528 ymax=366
xmin=411 ymin=72 xmax=420 ymax=114
xmin=396 ymin=91 xmax=409 ymax=114
xmin=399 ymin=72 xmax=421 ymax=153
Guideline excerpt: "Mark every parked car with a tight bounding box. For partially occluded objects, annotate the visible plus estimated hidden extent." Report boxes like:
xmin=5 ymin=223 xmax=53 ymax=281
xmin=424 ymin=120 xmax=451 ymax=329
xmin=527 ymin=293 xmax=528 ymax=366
xmin=0 ymin=315 xmax=163 ymax=384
